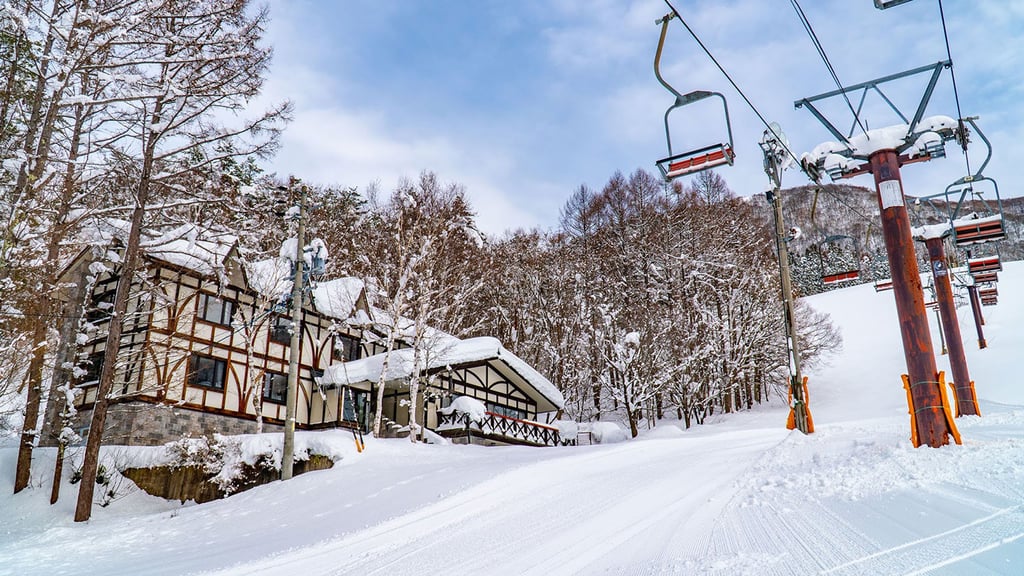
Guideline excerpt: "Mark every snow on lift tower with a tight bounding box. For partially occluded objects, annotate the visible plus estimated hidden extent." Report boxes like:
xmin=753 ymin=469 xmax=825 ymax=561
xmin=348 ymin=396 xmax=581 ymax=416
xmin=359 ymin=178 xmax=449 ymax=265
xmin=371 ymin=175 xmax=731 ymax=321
xmin=943 ymin=118 xmax=1007 ymax=247
xmin=652 ymin=12 xmax=734 ymax=181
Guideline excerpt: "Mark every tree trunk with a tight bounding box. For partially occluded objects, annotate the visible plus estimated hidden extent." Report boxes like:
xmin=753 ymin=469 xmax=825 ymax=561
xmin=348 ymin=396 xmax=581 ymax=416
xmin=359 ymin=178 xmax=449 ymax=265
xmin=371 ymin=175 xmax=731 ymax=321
xmin=18 ymin=92 xmax=89 ymax=495
xmin=75 ymin=134 xmax=157 ymax=521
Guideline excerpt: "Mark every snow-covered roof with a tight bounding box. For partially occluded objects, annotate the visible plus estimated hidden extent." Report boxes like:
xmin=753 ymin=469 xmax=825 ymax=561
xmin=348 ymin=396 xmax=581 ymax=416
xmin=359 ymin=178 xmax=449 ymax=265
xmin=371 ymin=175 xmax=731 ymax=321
xmin=312 ymin=278 xmax=365 ymax=320
xmin=367 ymin=306 xmax=455 ymax=346
xmin=245 ymin=258 xmax=293 ymax=300
xmin=320 ymin=336 xmax=565 ymax=412
xmin=141 ymin=224 xmax=237 ymax=277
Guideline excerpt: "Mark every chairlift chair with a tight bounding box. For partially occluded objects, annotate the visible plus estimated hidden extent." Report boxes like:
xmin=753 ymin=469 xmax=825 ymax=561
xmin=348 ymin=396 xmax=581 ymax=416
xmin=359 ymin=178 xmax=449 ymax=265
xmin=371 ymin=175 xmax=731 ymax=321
xmin=971 ymin=270 xmax=998 ymax=284
xmin=980 ymin=285 xmax=998 ymax=306
xmin=817 ymin=234 xmax=861 ymax=286
xmin=653 ymin=13 xmax=735 ymax=181
xmin=967 ymin=254 xmax=1002 ymax=275
xmin=874 ymin=278 xmax=894 ymax=292
xmin=942 ymin=118 xmax=1007 ymax=246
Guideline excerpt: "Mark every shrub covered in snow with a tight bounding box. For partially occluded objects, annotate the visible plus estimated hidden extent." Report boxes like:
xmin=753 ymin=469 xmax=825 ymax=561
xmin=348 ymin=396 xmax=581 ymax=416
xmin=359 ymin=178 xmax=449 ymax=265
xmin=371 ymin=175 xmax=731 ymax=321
xmin=588 ymin=421 xmax=628 ymax=444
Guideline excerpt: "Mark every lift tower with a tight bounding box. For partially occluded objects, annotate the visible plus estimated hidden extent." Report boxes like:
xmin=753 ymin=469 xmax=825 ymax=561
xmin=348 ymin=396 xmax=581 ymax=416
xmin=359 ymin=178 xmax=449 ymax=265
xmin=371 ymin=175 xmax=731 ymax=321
xmin=797 ymin=62 xmax=961 ymax=448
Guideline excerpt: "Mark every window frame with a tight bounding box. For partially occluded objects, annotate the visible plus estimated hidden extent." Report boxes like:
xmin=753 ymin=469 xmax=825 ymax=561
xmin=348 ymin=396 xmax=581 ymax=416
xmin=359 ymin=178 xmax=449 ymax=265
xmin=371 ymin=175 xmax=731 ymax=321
xmin=78 ymin=352 xmax=106 ymax=387
xmin=188 ymin=354 xmax=228 ymax=391
xmin=262 ymin=371 xmax=289 ymax=404
xmin=332 ymin=334 xmax=360 ymax=362
xmin=269 ymin=315 xmax=293 ymax=345
xmin=86 ymin=290 xmax=116 ymax=324
xmin=197 ymin=292 xmax=235 ymax=326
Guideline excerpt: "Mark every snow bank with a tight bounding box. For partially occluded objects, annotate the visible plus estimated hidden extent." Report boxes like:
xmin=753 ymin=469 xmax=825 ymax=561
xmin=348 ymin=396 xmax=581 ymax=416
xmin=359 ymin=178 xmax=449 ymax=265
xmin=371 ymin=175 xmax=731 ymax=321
xmin=439 ymin=396 xmax=488 ymax=423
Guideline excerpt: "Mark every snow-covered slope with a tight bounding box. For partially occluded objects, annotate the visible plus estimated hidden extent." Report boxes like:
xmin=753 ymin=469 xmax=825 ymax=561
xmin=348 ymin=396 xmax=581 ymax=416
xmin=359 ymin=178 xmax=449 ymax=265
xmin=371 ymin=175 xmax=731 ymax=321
xmin=2 ymin=264 xmax=1022 ymax=576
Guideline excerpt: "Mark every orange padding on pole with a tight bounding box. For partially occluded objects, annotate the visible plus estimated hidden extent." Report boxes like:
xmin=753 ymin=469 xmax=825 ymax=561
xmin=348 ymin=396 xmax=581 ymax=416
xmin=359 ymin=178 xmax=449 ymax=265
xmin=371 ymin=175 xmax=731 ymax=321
xmin=936 ymin=372 xmax=962 ymax=445
xmin=947 ymin=378 xmax=982 ymax=419
xmin=901 ymin=374 xmax=920 ymax=448
xmin=785 ymin=376 xmax=814 ymax=433
xmin=903 ymin=372 xmax=962 ymax=447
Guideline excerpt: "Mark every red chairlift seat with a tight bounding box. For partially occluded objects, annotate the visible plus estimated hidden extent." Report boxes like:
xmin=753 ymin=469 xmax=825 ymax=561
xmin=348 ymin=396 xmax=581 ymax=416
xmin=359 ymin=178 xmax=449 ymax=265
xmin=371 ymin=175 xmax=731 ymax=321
xmin=981 ymin=295 xmax=998 ymax=306
xmin=952 ymin=214 xmax=1006 ymax=246
xmin=874 ymin=278 xmax=894 ymax=292
xmin=978 ymin=286 xmax=998 ymax=299
xmin=971 ymin=270 xmax=999 ymax=284
xmin=822 ymin=270 xmax=860 ymax=285
xmin=657 ymin=143 xmax=735 ymax=180
xmin=924 ymin=300 xmax=939 ymax=310
xmin=967 ymin=255 xmax=1002 ymax=274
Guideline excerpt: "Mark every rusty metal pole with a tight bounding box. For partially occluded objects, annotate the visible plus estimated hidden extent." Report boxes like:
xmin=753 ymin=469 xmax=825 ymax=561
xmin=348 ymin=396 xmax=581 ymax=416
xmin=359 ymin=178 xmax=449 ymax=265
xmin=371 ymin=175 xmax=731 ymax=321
xmin=870 ymin=150 xmax=953 ymax=447
xmin=966 ymin=284 xmax=987 ymax=348
xmin=924 ymin=237 xmax=979 ymax=416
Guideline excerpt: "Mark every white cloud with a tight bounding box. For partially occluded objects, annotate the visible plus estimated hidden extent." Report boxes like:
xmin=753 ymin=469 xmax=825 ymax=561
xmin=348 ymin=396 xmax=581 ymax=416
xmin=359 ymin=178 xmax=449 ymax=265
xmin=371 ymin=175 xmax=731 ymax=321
xmin=255 ymin=0 xmax=1024 ymax=234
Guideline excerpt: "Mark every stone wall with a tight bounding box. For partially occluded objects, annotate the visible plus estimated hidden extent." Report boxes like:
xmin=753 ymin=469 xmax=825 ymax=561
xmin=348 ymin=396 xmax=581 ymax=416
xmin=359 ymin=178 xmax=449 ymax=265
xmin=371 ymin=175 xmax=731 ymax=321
xmin=42 ymin=402 xmax=283 ymax=447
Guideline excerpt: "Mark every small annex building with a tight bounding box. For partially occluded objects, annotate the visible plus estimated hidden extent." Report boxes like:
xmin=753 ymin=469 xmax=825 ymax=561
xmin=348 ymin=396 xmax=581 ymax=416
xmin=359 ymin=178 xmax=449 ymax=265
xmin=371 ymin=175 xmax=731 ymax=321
xmin=320 ymin=336 xmax=565 ymax=446
xmin=42 ymin=224 xmax=564 ymax=448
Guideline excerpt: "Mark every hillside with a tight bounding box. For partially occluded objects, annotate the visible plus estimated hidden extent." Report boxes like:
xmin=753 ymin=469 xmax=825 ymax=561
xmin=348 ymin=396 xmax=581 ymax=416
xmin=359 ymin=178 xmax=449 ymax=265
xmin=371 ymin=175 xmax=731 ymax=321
xmin=1 ymin=263 xmax=1022 ymax=575
xmin=775 ymin=183 xmax=1024 ymax=295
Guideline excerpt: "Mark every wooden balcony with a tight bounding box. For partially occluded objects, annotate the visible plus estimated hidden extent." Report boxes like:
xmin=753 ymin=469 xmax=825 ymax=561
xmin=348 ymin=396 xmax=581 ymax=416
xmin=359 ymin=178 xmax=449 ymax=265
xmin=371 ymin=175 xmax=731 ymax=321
xmin=437 ymin=411 xmax=561 ymax=447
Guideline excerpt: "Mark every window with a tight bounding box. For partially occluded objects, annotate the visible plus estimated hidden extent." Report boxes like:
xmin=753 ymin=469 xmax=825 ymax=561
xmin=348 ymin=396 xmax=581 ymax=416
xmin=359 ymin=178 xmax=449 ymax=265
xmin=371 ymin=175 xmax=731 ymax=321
xmin=333 ymin=334 xmax=360 ymax=362
xmin=197 ymin=293 xmax=234 ymax=326
xmin=269 ymin=315 xmax=293 ymax=345
xmin=86 ymin=290 xmax=115 ymax=323
xmin=79 ymin=352 xmax=105 ymax=386
xmin=263 ymin=372 xmax=288 ymax=404
xmin=188 ymin=355 xmax=227 ymax=391
xmin=487 ymin=403 xmax=526 ymax=421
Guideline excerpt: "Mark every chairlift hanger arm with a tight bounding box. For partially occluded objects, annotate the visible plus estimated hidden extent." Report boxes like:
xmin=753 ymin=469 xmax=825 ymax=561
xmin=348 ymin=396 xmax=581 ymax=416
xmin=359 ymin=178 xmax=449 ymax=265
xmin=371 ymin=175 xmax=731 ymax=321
xmin=652 ymin=9 xmax=735 ymax=179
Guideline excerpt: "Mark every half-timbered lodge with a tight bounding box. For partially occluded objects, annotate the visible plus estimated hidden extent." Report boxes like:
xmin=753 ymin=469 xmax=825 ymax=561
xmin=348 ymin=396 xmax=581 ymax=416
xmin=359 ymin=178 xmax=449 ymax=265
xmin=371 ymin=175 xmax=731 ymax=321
xmin=44 ymin=225 xmax=563 ymax=447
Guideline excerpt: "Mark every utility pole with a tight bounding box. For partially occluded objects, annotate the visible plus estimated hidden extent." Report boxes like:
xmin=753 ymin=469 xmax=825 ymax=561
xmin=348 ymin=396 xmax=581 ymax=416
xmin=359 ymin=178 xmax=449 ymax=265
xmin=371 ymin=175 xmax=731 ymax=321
xmin=282 ymin=179 xmax=305 ymax=481
xmin=761 ymin=124 xmax=812 ymax=434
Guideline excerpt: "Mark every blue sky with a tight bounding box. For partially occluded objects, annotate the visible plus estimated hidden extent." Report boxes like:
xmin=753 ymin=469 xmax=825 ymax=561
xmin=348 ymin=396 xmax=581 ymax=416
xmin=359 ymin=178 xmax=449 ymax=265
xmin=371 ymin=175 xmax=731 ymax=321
xmin=259 ymin=0 xmax=1023 ymax=234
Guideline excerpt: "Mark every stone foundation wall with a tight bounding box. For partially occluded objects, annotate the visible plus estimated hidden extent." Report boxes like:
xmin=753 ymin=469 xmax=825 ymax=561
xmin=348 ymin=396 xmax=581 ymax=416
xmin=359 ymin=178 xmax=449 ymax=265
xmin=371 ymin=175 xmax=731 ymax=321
xmin=42 ymin=402 xmax=283 ymax=447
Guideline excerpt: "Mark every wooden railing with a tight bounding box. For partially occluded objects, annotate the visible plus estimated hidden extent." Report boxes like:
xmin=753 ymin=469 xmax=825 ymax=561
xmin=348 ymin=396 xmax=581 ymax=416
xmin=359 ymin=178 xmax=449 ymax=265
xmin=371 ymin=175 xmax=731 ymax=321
xmin=437 ymin=411 xmax=561 ymax=447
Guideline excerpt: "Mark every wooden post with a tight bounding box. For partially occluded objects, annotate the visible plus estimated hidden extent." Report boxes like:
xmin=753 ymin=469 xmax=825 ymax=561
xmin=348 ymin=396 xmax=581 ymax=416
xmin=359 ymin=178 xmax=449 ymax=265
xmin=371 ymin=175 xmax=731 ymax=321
xmin=869 ymin=150 xmax=954 ymax=447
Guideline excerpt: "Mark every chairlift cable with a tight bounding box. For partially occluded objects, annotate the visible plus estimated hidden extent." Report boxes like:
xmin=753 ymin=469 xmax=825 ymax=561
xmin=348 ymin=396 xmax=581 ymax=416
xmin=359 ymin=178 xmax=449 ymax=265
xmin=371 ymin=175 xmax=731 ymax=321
xmin=937 ymin=0 xmax=972 ymax=176
xmin=661 ymin=0 xmax=814 ymax=183
xmin=788 ymin=0 xmax=870 ymax=139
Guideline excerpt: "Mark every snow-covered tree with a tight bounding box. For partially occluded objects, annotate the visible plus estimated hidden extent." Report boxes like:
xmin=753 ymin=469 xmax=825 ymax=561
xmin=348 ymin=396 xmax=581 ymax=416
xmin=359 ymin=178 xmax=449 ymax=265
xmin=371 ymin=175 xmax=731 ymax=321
xmin=72 ymin=0 xmax=288 ymax=522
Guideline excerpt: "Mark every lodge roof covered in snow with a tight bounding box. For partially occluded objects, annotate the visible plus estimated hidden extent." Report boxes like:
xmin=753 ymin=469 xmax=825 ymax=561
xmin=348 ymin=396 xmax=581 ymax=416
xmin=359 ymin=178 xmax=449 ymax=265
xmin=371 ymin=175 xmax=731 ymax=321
xmin=319 ymin=336 xmax=565 ymax=413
